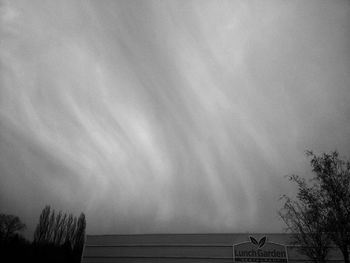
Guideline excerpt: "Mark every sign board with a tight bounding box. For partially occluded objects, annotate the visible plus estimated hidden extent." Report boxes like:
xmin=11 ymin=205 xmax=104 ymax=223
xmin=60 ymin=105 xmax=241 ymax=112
xmin=233 ymin=236 xmax=288 ymax=262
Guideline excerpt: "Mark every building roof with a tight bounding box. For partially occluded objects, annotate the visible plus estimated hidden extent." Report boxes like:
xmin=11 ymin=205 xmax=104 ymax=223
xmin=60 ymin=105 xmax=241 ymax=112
xmin=82 ymin=233 xmax=343 ymax=263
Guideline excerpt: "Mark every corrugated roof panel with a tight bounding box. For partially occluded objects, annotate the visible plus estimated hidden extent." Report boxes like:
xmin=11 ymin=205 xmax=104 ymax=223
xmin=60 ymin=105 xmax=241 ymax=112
xmin=81 ymin=233 xmax=343 ymax=263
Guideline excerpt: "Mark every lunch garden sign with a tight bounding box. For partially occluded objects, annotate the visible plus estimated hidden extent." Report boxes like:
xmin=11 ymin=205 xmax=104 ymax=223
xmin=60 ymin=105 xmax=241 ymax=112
xmin=233 ymin=236 xmax=288 ymax=262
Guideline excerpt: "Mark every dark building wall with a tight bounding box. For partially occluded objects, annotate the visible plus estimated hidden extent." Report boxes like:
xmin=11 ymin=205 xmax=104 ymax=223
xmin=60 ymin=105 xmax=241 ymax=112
xmin=81 ymin=233 xmax=343 ymax=263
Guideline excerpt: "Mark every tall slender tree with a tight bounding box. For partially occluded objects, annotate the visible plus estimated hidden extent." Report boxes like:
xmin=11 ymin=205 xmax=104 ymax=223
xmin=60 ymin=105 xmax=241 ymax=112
xmin=34 ymin=206 xmax=86 ymax=248
xmin=73 ymin=213 xmax=86 ymax=253
xmin=33 ymin=205 xmax=51 ymax=243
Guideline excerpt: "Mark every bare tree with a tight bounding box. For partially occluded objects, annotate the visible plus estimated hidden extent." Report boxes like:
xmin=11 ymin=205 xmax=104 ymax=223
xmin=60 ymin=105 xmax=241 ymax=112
xmin=47 ymin=209 xmax=56 ymax=243
xmin=33 ymin=205 xmax=51 ymax=243
xmin=308 ymin=151 xmax=350 ymax=263
xmin=73 ymin=213 xmax=86 ymax=252
xmin=280 ymin=151 xmax=350 ymax=263
xmin=279 ymin=175 xmax=331 ymax=263
xmin=34 ymin=205 xmax=86 ymax=253
xmin=52 ymin=211 xmax=67 ymax=245
xmin=0 ymin=214 xmax=26 ymax=243
xmin=64 ymin=214 xmax=75 ymax=244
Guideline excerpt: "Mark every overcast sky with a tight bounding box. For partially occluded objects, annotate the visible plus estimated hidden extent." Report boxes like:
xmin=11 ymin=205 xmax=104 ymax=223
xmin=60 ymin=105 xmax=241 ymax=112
xmin=1 ymin=0 xmax=350 ymax=238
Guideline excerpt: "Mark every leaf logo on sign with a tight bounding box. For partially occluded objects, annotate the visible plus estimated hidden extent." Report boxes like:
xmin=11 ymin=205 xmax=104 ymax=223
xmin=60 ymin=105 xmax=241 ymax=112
xmin=249 ymin=236 xmax=267 ymax=248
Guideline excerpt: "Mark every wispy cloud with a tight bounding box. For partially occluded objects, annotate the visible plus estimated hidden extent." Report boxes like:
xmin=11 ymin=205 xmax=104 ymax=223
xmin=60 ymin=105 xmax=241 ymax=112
xmin=1 ymin=0 xmax=350 ymax=235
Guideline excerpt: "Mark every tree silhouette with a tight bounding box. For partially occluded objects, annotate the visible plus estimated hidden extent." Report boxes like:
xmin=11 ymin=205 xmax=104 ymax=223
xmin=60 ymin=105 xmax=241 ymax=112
xmin=33 ymin=205 xmax=86 ymax=262
xmin=309 ymin=151 xmax=350 ymax=263
xmin=280 ymin=151 xmax=350 ymax=263
xmin=73 ymin=213 xmax=86 ymax=253
xmin=33 ymin=205 xmax=51 ymax=244
xmin=0 ymin=214 xmax=26 ymax=243
xmin=279 ymin=174 xmax=331 ymax=263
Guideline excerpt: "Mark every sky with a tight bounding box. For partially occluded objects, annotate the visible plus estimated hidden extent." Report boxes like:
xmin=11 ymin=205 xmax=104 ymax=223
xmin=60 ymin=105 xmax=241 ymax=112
xmin=1 ymin=0 xmax=350 ymax=239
